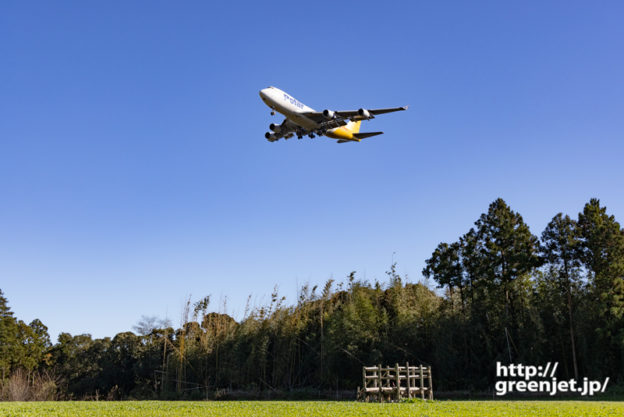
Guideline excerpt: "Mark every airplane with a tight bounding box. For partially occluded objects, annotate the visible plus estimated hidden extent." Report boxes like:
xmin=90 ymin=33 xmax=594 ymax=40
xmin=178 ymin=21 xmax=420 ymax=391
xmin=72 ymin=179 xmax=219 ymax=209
xmin=259 ymin=86 xmax=407 ymax=143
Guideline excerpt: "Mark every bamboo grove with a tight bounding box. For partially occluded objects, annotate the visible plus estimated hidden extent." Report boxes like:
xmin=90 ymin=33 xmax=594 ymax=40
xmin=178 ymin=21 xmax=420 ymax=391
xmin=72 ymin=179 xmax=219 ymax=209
xmin=1 ymin=198 xmax=623 ymax=400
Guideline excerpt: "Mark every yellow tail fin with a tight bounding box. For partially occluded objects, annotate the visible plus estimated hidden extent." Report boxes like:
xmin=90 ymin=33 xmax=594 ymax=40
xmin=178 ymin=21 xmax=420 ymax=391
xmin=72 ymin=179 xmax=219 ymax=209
xmin=346 ymin=121 xmax=361 ymax=134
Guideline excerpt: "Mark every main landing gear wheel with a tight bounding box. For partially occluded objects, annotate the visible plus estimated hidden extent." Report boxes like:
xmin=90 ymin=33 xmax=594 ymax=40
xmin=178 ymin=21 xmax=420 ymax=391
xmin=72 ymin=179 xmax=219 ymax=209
xmin=309 ymin=133 xmax=315 ymax=138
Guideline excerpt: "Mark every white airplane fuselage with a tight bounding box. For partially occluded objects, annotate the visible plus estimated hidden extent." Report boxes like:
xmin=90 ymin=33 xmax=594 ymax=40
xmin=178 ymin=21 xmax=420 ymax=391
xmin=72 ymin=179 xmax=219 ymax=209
xmin=259 ymin=86 xmax=319 ymax=130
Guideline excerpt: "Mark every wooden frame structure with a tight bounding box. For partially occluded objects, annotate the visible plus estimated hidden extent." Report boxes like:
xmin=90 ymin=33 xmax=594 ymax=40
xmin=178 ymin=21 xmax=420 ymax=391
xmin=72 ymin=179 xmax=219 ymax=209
xmin=357 ymin=363 xmax=433 ymax=402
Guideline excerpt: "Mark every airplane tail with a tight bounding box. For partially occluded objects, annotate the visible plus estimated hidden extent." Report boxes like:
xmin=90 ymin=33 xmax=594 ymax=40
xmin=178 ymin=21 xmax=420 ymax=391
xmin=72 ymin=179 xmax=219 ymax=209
xmin=345 ymin=120 xmax=361 ymax=134
xmin=345 ymin=121 xmax=383 ymax=139
xmin=334 ymin=121 xmax=383 ymax=143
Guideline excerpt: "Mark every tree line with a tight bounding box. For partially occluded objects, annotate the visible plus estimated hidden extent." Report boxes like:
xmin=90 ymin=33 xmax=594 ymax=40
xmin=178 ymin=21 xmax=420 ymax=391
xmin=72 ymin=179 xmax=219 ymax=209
xmin=1 ymin=197 xmax=623 ymax=399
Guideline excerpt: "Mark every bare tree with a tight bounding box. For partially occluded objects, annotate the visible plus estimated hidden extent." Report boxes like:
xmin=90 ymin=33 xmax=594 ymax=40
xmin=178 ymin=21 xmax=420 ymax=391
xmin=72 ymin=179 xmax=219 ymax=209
xmin=133 ymin=315 xmax=172 ymax=336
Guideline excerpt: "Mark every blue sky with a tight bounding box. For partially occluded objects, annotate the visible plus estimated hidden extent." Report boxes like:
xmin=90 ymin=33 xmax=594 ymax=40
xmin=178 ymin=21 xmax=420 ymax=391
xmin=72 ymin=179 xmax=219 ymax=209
xmin=1 ymin=1 xmax=623 ymax=340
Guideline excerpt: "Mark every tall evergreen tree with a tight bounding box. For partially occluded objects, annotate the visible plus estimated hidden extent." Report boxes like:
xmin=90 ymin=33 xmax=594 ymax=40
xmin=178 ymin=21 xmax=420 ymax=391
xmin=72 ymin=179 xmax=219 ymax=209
xmin=577 ymin=199 xmax=624 ymax=375
xmin=0 ymin=289 xmax=19 ymax=379
xmin=423 ymin=241 xmax=465 ymax=309
xmin=578 ymin=199 xmax=624 ymax=320
xmin=540 ymin=213 xmax=582 ymax=379
xmin=472 ymin=199 xmax=542 ymax=361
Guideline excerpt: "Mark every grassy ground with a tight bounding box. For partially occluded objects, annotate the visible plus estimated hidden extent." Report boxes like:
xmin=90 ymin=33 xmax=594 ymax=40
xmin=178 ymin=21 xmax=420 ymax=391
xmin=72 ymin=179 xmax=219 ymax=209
xmin=1 ymin=401 xmax=624 ymax=417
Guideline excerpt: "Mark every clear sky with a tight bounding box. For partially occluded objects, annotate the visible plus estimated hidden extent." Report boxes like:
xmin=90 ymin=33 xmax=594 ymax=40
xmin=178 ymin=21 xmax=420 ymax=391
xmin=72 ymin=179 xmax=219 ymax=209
xmin=2 ymin=1 xmax=623 ymax=340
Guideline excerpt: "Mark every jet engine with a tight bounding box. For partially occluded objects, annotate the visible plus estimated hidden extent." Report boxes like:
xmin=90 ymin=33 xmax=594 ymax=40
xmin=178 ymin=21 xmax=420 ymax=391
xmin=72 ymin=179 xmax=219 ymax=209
xmin=265 ymin=132 xmax=275 ymax=140
xmin=269 ymin=123 xmax=281 ymax=133
xmin=323 ymin=109 xmax=335 ymax=119
xmin=358 ymin=108 xmax=371 ymax=119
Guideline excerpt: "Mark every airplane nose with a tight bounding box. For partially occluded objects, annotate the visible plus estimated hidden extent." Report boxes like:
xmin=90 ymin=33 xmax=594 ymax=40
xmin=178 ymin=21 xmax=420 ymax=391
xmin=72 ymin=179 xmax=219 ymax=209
xmin=259 ymin=89 xmax=269 ymax=99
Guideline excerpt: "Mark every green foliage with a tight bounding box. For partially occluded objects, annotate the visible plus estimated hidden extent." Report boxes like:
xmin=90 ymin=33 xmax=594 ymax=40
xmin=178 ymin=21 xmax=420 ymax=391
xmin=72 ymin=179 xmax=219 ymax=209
xmin=539 ymin=213 xmax=583 ymax=379
xmin=0 ymin=289 xmax=51 ymax=378
xmin=423 ymin=198 xmax=624 ymax=388
xmin=576 ymin=198 xmax=624 ymax=376
xmin=0 ymin=289 xmax=19 ymax=378
xmin=578 ymin=199 xmax=624 ymax=320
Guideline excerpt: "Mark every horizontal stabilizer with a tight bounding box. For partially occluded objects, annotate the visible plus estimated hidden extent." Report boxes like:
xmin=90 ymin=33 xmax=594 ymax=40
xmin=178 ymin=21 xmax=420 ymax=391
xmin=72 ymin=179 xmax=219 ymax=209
xmin=353 ymin=131 xmax=383 ymax=140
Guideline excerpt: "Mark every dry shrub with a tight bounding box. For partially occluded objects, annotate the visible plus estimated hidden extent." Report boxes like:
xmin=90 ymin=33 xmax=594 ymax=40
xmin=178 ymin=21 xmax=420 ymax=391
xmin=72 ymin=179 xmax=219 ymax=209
xmin=1 ymin=369 xmax=58 ymax=401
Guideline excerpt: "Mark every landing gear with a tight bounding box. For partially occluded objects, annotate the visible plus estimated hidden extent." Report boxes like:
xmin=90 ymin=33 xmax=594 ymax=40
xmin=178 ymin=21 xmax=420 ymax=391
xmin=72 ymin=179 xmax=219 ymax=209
xmin=270 ymin=110 xmax=275 ymax=116
xmin=308 ymin=133 xmax=315 ymax=138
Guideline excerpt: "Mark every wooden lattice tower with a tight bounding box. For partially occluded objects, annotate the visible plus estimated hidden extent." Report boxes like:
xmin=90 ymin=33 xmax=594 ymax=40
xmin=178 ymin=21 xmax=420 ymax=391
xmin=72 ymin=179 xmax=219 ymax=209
xmin=357 ymin=363 xmax=433 ymax=402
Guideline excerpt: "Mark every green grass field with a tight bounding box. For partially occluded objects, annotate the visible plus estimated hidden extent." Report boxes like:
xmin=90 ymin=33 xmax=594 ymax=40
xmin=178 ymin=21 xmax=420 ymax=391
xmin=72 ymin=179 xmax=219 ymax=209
xmin=0 ymin=401 xmax=623 ymax=417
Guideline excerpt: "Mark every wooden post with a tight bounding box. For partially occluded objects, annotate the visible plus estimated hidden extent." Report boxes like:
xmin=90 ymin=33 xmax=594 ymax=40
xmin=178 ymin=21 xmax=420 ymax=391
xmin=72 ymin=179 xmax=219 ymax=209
xmin=406 ymin=362 xmax=411 ymax=399
xmin=372 ymin=367 xmax=377 ymax=390
xmin=420 ymin=365 xmax=425 ymax=399
xmin=395 ymin=363 xmax=400 ymax=401
xmin=428 ymin=366 xmax=433 ymax=400
xmin=378 ymin=364 xmax=382 ymax=403
xmin=362 ymin=367 xmax=367 ymax=393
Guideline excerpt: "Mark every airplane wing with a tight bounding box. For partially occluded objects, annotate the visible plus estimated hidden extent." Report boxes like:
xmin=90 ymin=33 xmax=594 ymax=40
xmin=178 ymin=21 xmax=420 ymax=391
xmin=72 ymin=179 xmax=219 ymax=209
xmin=265 ymin=119 xmax=297 ymax=141
xmin=335 ymin=106 xmax=408 ymax=118
xmin=302 ymin=106 xmax=408 ymax=123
